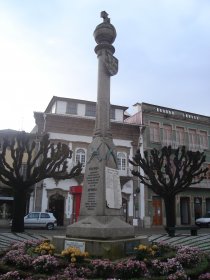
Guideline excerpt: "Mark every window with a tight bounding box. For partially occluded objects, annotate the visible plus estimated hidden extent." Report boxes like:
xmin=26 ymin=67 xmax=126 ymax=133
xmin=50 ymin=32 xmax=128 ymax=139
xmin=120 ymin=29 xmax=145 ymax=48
xmin=176 ymin=126 xmax=185 ymax=146
xmin=117 ymin=152 xmax=127 ymax=171
xmin=66 ymin=102 xmax=77 ymax=115
xmin=110 ymin=108 xmax=115 ymax=120
xmin=85 ymin=104 xmax=96 ymax=117
xmin=20 ymin=164 xmax=27 ymax=180
xmin=51 ymin=103 xmax=56 ymax=114
xmin=40 ymin=213 xmax=50 ymax=219
xmin=199 ymin=130 xmax=208 ymax=149
xmin=206 ymin=164 xmax=210 ymax=180
xmin=150 ymin=122 xmax=160 ymax=142
xmin=76 ymin=148 xmax=86 ymax=166
xmin=188 ymin=129 xmax=197 ymax=150
xmin=162 ymin=124 xmax=172 ymax=146
xmin=27 ymin=213 xmax=39 ymax=219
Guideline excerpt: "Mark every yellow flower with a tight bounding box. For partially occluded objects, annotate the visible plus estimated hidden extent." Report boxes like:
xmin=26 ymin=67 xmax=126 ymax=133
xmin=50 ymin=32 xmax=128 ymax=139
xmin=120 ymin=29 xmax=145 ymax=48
xmin=71 ymin=257 xmax=76 ymax=263
xmin=50 ymin=244 xmax=55 ymax=250
xmin=138 ymin=244 xmax=147 ymax=251
xmin=61 ymin=246 xmax=89 ymax=263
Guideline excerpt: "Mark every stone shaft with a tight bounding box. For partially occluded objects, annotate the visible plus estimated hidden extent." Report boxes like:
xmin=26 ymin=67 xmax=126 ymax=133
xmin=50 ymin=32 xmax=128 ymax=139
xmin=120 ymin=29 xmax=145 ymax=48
xmin=94 ymin=49 xmax=111 ymax=137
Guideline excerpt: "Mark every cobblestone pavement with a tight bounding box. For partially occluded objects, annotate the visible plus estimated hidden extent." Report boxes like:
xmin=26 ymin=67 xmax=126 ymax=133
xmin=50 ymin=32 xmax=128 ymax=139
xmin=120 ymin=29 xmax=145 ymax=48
xmin=149 ymin=233 xmax=210 ymax=252
xmin=0 ymin=226 xmax=64 ymax=251
xmin=0 ymin=232 xmax=47 ymax=251
xmin=0 ymin=225 xmax=210 ymax=252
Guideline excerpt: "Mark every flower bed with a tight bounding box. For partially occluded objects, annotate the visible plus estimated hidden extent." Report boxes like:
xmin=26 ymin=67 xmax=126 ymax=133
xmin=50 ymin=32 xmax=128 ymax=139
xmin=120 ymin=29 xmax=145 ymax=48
xmin=0 ymin=239 xmax=209 ymax=279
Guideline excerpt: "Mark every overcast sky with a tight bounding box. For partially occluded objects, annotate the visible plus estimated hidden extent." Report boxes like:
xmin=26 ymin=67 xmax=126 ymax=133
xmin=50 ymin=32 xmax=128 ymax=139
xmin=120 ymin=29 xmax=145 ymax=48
xmin=0 ymin=0 xmax=210 ymax=132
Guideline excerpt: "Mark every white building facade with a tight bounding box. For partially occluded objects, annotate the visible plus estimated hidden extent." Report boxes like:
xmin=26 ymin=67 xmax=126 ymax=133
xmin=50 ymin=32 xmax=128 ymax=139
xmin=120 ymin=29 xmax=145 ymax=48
xmin=32 ymin=96 xmax=140 ymax=226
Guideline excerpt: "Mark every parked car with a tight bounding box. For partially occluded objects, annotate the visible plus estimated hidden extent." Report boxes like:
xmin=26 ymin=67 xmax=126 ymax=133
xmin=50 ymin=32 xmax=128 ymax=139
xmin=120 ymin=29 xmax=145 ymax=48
xmin=10 ymin=212 xmax=57 ymax=230
xmin=195 ymin=212 xmax=210 ymax=227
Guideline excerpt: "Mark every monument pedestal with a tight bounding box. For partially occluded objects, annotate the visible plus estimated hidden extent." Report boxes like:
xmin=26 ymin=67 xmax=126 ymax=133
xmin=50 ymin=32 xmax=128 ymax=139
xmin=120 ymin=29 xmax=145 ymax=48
xmin=66 ymin=216 xmax=134 ymax=239
xmin=68 ymin=134 xmax=135 ymax=240
xmin=52 ymin=234 xmax=149 ymax=260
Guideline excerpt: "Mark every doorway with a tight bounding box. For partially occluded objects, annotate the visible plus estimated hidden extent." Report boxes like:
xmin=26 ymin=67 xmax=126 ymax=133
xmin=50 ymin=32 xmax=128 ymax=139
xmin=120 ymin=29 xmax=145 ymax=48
xmin=122 ymin=197 xmax=128 ymax=222
xmin=180 ymin=197 xmax=190 ymax=225
xmin=152 ymin=196 xmax=162 ymax=226
xmin=194 ymin=197 xmax=202 ymax=220
xmin=206 ymin=198 xmax=210 ymax=213
xmin=49 ymin=194 xmax=65 ymax=226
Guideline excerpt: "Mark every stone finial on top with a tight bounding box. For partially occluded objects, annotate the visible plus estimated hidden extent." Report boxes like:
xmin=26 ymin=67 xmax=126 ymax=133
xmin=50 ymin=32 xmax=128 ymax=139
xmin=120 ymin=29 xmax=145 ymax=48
xmin=93 ymin=11 xmax=116 ymax=46
xmin=101 ymin=11 xmax=110 ymax=23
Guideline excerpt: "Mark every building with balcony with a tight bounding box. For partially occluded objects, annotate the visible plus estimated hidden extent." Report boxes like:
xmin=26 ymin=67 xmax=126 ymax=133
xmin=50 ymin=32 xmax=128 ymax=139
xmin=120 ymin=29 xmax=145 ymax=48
xmin=125 ymin=102 xmax=210 ymax=227
xmin=32 ymin=96 xmax=140 ymax=226
xmin=1 ymin=100 xmax=209 ymax=229
xmin=1 ymin=99 xmax=209 ymax=229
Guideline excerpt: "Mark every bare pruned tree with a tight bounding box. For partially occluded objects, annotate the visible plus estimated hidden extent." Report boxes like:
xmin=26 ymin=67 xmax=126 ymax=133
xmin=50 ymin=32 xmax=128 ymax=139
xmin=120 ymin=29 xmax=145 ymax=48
xmin=0 ymin=132 xmax=82 ymax=232
xmin=129 ymin=146 xmax=208 ymax=228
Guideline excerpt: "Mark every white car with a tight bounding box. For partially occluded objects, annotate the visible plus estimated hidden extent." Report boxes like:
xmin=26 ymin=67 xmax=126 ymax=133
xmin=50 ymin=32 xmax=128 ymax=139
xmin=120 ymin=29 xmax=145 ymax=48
xmin=195 ymin=212 xmax=210 ymax=227
xmin=23 ymin=212 xmax=57 ymax=230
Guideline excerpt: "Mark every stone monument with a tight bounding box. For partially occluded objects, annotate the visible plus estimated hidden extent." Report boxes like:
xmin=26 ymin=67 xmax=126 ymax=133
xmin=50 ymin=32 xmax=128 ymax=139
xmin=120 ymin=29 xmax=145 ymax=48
xmin=66 ymin=11 xmax=134 ymax=239
xmin=53 ymin=12 xmax=148 ymax=259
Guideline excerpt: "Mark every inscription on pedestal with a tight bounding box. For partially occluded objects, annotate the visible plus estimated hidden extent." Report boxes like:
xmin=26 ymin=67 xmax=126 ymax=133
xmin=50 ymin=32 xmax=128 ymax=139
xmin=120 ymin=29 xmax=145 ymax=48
xmin=106 ymin=167 xmax=122 ymax=209
xmin=65 ymin=240 xmax=85 ymax=252
xmin=85 ymin=167 xmax=100 ymax=211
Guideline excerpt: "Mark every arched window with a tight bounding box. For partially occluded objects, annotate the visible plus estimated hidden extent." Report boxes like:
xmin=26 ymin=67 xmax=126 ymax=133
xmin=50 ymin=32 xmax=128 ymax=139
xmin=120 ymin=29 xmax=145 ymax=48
xmin=117 ymin=152 xmax=127 ymax=171
xmin=76 ymin=148 xmax=86 ymax=166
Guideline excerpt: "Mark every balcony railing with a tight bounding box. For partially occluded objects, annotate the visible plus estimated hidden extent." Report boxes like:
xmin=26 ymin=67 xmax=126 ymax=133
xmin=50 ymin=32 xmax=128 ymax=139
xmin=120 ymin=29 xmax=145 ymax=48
xmin=161 ymin=140 xmax=184 ymax=148
xmin=161 ymin=140 xmax=208 ymax=151
xmin=118 ymin=167 xmax=132 ymax=177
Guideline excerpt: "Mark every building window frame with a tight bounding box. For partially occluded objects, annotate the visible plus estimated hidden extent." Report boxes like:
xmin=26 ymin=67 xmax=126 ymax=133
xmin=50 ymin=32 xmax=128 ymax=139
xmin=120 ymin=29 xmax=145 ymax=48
xmin=162 ymin=124 xmax=172 ymax=146
xmin=188 ymin=128 xmax=197 ymax=151
xmin=75 ymin=148 xmax=86 ymax=166
xmin=117 ymin=152 xmax=127 ymax=171
xmin=175 ymin=126 xmax=185 ymax=147
xmin=199 ymin=130 xmax=208 ymax=150
xmin=110 ymin=108 xmax=115 ymax=120
xmin=20 ymin=164 xmax=27 ymax=180
xmin=150 ymin=122 xmax=160 ymax=143
xmin=85 ymin=104 xmax=96 ymax=117
xmin=51 ymin=103 xmax=56 ymax=114
xmin=66 ymin=101 xmax=77 ymax=115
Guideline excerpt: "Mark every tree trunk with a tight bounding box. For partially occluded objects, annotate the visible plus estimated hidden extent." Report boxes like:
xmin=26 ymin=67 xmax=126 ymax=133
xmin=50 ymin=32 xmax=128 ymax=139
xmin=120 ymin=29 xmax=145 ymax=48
xmin=164 ymin=195 xmax=176 ymax=228
xmin=11 ymin=188 xmax=27 ymax=232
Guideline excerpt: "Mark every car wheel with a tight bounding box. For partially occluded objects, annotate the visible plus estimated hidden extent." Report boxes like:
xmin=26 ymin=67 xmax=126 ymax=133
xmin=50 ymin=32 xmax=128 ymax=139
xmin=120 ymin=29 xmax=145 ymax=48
xmin=46 ymin=223 xmax=54 ymax=230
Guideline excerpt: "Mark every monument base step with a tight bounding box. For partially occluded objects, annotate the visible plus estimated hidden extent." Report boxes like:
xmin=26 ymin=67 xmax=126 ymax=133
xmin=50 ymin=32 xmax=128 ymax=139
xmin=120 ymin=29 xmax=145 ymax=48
xmin=52 ymin=235 xmax=149 ymax=260
xmin=66 ymin=216 xmax=135 ymax=239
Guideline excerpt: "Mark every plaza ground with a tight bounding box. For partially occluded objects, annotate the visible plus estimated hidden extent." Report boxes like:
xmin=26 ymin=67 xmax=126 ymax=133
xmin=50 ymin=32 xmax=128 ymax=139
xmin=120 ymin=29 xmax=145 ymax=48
xmin=0 ymin=225 xmax=210 ymax=253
